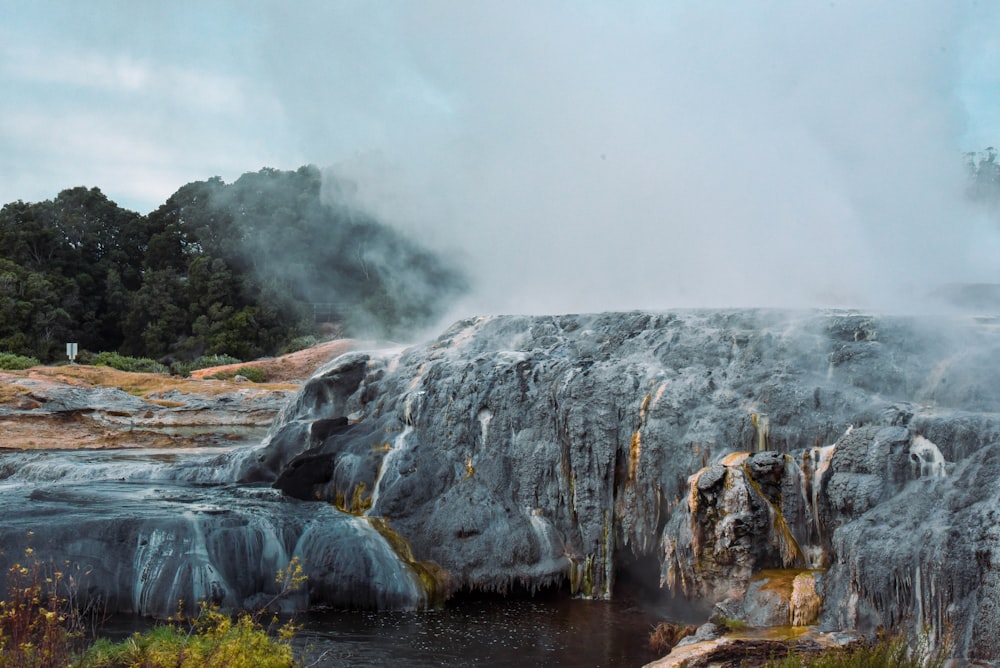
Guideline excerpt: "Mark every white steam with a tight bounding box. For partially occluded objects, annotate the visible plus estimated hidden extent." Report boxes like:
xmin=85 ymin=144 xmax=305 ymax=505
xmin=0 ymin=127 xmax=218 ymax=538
xmin=12 ymin=2 xmax=996 ymax=316
xmin=284 ymin=2 xmax=999 ymax=316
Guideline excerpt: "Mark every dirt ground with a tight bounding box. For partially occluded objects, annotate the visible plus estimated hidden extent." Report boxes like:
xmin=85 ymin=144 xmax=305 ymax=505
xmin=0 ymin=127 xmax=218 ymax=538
xmin=189 ymin=339 xmax=358 ymax=382
xmin=0 ymin=339 xmax=359 ymax=450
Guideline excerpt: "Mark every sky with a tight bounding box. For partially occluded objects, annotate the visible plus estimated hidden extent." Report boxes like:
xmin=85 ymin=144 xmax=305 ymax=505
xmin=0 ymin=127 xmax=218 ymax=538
xmin=2 ymin=1 xmax=999 ymax=316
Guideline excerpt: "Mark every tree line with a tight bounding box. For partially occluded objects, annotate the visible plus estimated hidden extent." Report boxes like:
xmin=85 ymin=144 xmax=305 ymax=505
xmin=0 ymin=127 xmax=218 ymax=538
xmin=0 ymin=165 xmax=467 ymax=363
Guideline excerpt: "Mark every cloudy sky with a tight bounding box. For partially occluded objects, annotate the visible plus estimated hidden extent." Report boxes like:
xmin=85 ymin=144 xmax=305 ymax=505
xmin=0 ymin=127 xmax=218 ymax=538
xmin=2 ymin=1 xmax=999 ymax=315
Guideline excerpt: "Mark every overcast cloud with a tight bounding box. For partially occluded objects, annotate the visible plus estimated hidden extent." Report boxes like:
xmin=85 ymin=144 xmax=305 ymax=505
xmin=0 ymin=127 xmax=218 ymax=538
xmin=2 ymin=1 xmax=999 ymax=316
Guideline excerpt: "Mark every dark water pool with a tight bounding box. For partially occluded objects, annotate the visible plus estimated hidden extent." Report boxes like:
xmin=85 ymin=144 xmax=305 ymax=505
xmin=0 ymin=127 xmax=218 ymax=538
xmin=291 ymin=597 xmax=664 ymax=667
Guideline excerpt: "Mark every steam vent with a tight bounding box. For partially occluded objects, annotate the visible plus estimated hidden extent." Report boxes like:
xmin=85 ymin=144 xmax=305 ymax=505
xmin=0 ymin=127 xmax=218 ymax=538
xmin=5 ymin=309 xmax=1000 ymax=661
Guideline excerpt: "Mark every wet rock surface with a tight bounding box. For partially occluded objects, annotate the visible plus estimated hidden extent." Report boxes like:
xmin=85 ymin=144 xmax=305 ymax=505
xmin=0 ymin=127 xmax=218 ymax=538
xmin=248 ymin=309 xmax=1000 ymax=660
xmin=0 ymin=368 xmax=295 ymax=449
xmin=7 ymin=310 xmax=1000 ymax=661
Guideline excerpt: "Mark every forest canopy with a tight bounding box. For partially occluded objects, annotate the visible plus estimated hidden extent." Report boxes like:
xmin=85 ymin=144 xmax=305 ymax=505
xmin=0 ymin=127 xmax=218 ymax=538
xmin=0 ymin=165 xmax=467 ymax=363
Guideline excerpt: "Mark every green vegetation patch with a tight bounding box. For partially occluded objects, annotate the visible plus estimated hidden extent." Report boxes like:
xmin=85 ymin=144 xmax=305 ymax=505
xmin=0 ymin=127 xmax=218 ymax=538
xmin=211 ymin=366 xmax=268 ymax=383
xmin=89 ymin=351 xmax=169 ymax=375
xmin=77 ymin=607 xmax=296 ymax=668
xmin=764 ymin=633 xmax=948 ymax=668
xmin=170 ymin=354 xmax=243 ymax=377
xmin=0 ymin=351 xmax=40 ymax=370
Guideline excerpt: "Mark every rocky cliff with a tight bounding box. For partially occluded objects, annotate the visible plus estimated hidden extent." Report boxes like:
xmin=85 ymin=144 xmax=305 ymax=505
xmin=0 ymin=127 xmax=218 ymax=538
xmin=4 ymin=310 xmax=1000 ymax=660
xmin=245 ymin=310 xmax=1000 ymax=660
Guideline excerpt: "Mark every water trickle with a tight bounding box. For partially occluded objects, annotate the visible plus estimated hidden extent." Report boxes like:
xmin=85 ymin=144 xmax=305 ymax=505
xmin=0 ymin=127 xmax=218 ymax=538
xmin=477 ymin=407 xmax=493 ymax=448
xmin=805 ymin=443 xmax=836 ymax=545
xmin=751 ymin=413 xmax=770 ymax=451
xmin=367 ymin=425 xmax=413 ymax=515
xmin=790 ymin=572 xmax=822 ymax=626
xmin=910 ymin=435 xmax=947 ymax=479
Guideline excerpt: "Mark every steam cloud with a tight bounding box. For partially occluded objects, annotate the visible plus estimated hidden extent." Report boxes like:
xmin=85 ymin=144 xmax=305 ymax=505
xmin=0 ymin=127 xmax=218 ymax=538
xmin=254 ymin=1 xmax=996 ymax=318
xmin=8 ymin=2 xmax=996 ymax=319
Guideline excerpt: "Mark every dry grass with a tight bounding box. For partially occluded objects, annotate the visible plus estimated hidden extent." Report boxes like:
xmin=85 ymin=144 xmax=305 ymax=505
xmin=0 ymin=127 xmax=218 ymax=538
xmin=649 ymin=621 xmax=698 ymax=653
xmin=0 ymin=383 xmax=32 ymax=404
xmin=5 ymin=365 xmax=298 ymax=398
xmin=189 ymin=339 xmax=357 ymax=382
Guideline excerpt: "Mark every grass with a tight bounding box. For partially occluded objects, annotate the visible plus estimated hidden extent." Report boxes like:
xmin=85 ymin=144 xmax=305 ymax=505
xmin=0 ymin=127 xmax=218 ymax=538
xmin=0 ymin=383 xmax=32 ymax=404
xmin=763 ymin=633 xmax=949 ymax=668
xmin=648 ymin=621 xmax=698 ymax=653
xmin=4 ymin=364 xmax=296 ymax=397
xmin=76 ymin=607 xmax=296 ymax=668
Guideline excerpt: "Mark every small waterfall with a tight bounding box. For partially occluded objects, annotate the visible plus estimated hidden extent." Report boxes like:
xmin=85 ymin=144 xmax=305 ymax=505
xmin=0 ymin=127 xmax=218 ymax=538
xmin=789 ymin=571 xmax=822 ymax=626
xmin=367 ymin=425 xmax=413 ymax=515
xmin=478 ymin=407 xmax=493 ymax=447
xmin=526 ymin=507 xmax=567 ymax=573
xmin=910 ymin=435 xmax=947 ymax=478
xmin=751 ymin=413 xmax=770 ymax=451
xmin=803 ymin=443 xmax=836 ymax=550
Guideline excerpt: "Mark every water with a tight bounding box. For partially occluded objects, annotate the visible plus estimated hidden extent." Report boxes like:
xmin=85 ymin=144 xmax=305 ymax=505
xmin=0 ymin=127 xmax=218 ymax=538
xmin=293 ymin=598 xmax=663 ymax=667
xmin=102 ymin=597 xmax=664 ymax=667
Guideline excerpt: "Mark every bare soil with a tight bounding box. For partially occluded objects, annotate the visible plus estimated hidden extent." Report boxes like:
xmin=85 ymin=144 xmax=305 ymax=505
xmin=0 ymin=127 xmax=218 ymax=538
xmin=0 ymin=339 xmax=358 ymax=451
xmin=189 ymin=339 xmax=358 ymax=382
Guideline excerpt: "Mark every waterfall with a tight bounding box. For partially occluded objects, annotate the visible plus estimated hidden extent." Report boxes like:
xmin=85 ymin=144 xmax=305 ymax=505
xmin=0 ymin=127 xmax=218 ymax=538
xmin=910 ymin=435 xmax=947 ymax=479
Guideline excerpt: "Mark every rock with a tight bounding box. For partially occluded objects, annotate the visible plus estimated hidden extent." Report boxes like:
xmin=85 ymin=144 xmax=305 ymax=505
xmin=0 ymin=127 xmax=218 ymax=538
xmin=644 ymin=628 xmax=863 ymax=668
xmin=8 ymin=309 xmax=1000 ymax=663
xmin=246 ymin=310 xmax=1000 ymax=660
xmin=741 ymin=570 xmax=822 ymax=627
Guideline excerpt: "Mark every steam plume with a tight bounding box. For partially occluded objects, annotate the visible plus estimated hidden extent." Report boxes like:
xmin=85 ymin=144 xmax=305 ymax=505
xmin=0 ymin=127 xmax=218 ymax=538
xmin=266 ymin=2 xmax=998 ymax=316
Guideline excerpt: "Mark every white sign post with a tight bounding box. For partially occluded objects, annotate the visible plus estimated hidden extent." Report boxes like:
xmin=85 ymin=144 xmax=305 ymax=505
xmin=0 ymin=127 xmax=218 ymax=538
xmin=66 ymin=342 xmax=78 ymax=363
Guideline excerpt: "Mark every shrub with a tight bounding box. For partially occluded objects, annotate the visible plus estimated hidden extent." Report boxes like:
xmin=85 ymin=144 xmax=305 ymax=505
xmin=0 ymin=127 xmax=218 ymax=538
xmin=0 ymin=552 xmax=84 ymax=668
xmin=279 ymin=336 xmax=319 ymax=355
xmin=90 ymin=352 xmax=169 ymax=375
xmin=170 ymin=354 xmax=243 ymax=377
xmin=0 ymin=352 xmax=40 ymax=370
xmin=212 ymin=366 xmax=267 ymax=383
xmin=77 ymin=557 xmax=306 ymax=668
xmin=234 ymin=367 xmax=267 ymax=383
xmin=648 ymin=621 xmax=697 ymax=653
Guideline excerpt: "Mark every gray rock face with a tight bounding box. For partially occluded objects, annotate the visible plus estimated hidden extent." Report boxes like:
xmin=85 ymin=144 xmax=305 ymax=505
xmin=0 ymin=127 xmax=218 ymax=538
xmin=245 ymin=309 xmax=1000 ymax=659
xmin=6 ymin=309 xmax=1000 ymax=660
xmin=0 ymin=449 xmax=431 ymax=617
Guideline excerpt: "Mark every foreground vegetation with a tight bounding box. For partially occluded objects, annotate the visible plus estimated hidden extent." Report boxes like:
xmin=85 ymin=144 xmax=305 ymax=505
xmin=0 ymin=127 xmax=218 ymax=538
xmin=0 ymin=556 xmax=305 ymax=667
xmin=763 ymin=633 xmax=948 ymax=668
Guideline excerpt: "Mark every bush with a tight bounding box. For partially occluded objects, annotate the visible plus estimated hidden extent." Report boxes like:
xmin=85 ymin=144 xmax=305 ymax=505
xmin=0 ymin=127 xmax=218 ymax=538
xmin=0 ymin=552 xmax=85 ymax=668
xmin=234 ymin=367 xmax=267 ymax=383
xmin=279 ymin=335 xmax=319 ymax=355
xmin=169 ymin=354 xmax=243 ymax=377
xmin=0 ymin=352 xmax=40 ymax=370
xmin=90 ymin=352 xmax=169 ymax=375
xmin=648 ymin=621 xmax=697 ymax=653
xmin=77 ymin=557 xmax=306 ymax=668
xmin=212 ymin=366 xmax=267 ymax=383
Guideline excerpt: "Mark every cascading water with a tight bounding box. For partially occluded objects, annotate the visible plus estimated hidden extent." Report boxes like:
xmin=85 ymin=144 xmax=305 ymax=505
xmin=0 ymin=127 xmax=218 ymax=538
xmin=366 ymin=425 xmax=413 ymax=515
xmin=910 ymin=435 xmax=947 ymax=478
